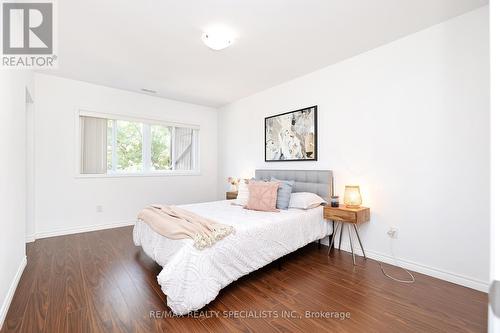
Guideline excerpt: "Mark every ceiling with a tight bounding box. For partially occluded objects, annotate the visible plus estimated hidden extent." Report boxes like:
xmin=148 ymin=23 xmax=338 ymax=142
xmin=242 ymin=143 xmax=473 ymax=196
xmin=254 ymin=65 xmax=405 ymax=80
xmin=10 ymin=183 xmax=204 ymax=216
xmin=48 ymin=0 xmax=488 ymax=107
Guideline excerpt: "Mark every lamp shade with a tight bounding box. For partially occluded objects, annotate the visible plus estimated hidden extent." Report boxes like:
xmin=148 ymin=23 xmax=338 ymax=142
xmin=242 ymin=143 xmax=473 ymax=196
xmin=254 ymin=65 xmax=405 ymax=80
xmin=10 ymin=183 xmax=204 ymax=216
xmin=344 ymin=185 xmax=362 ymax=208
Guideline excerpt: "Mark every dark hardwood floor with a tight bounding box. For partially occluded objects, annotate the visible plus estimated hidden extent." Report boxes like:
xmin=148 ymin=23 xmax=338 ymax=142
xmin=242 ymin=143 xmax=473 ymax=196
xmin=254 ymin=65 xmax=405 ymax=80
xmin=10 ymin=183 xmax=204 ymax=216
xmin=2 ymin=226 xmax=487 ymax=333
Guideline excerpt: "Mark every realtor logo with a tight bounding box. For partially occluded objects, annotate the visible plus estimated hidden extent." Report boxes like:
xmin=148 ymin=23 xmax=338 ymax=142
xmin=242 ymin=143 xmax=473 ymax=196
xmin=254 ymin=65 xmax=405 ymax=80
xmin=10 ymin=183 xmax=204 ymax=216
xmin=1 ymin=1 xmax=57 ymax=68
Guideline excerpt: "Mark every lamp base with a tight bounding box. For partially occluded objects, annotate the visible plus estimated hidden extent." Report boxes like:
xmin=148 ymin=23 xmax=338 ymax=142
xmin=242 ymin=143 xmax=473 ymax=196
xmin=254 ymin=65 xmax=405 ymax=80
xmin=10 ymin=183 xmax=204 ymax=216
xmin=345 ymin=205 xmax=361 ymax=209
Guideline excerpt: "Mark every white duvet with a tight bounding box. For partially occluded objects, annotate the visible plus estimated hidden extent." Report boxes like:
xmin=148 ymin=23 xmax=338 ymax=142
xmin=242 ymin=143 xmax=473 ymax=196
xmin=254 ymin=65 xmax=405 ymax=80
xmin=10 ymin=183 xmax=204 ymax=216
xmin=133 ymin=200 xmax=332 ymax=315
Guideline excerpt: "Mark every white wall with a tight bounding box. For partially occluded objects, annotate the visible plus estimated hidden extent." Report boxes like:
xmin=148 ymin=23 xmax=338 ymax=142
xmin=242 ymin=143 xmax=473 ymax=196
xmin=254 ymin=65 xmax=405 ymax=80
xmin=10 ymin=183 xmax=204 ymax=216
xmin=32 ymin=73 xmax=218 ymax=238
xmin=25 ymin=90 xmax=35 ymax=241
xmin=489 ymin=0 xmax=499 ymax=331
xmin=218 ymin=7 xmax=489 ymax=290
xmin=0 ymin=70 xmax=32 ymax=328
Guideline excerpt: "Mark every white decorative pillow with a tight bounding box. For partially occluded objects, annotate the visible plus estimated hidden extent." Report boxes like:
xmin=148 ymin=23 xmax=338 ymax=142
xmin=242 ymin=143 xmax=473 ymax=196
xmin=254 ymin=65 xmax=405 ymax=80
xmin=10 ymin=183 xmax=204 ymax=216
xmin=288 ymin=192 xmax=326 ymax=209
xmin=233 ymin=180 xmax=250 ymax=206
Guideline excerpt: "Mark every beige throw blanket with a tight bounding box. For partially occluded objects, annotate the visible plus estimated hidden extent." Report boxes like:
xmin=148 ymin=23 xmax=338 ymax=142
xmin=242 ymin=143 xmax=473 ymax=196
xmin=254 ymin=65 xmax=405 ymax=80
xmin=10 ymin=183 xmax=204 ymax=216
xmin=137 ymin=205 xmax=234 ymax=250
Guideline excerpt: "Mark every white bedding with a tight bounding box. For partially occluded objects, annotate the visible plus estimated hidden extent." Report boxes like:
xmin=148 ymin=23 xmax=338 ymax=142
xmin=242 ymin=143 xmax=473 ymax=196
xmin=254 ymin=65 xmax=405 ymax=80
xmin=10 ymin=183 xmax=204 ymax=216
xmin=133 ymin=200 xmax=332 ymax=315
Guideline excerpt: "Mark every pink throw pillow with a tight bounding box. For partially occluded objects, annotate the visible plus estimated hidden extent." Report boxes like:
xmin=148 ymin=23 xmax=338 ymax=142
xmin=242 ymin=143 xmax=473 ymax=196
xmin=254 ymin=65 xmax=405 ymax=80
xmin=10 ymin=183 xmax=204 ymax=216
xmin=245 ymin=181 xmax=280 ymax=212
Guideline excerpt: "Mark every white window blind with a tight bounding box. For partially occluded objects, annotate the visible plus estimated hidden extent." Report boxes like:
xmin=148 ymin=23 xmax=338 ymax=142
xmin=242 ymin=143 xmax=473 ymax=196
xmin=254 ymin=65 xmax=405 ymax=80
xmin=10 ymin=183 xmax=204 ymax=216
xmin=173 ymin=127 xmax=194 ymax=170
xmin=80 ymin=116 xmax=107 ymax=174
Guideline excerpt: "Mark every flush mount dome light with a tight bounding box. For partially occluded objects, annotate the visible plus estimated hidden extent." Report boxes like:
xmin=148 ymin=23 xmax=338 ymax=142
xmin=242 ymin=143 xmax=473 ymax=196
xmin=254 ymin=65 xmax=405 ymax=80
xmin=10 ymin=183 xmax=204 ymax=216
xmin=201 ymin=29 xmax=234 ymax=51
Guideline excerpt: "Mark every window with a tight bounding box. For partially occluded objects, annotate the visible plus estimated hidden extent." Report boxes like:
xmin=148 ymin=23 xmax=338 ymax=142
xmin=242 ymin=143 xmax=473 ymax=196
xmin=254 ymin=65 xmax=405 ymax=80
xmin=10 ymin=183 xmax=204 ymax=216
xmin=80 ymin=113 xmax=199 ymax=175
xmin=150 ymin=124 xmax=171 ymax=170
xmin=110 ymin=119 xmax=143 ymax=172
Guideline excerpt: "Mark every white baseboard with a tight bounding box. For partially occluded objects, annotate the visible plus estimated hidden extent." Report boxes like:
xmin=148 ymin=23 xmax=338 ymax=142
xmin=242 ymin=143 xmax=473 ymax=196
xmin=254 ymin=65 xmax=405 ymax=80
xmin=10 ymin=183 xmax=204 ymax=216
xmin=0 ymin=256 xmax=27 ymax=330
xmin=331 ymin=240 xmax=489 ymax=292
xmin=25 ymin=234 xmax=35 ymax=243
xmin=32 ymin=220 xmax=136 ymax=241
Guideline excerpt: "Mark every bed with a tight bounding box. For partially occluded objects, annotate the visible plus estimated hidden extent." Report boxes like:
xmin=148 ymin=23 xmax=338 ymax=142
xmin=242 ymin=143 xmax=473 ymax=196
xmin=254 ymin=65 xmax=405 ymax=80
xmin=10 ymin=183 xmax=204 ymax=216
xmin=133 ymin=169 xmax=334 ymax=315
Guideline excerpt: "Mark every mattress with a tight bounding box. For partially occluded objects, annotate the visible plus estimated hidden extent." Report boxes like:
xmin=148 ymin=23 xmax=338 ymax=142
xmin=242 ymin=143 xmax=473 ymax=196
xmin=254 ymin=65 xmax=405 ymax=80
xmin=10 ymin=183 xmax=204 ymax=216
xmin=133 ymin=200 xmax=332 ymax=315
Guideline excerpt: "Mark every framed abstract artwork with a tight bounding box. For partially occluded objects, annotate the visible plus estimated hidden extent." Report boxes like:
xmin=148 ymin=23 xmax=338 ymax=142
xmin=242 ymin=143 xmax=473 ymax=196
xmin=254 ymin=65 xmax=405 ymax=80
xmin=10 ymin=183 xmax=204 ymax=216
xmin=265 ymin=106 xmax=317 ymax=162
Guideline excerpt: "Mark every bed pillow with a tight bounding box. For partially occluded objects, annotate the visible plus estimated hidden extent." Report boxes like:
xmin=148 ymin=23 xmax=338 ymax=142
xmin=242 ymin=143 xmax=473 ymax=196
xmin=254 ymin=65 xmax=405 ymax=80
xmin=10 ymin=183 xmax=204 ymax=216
xmin=271 ymin=177 xmax=295 ymax=210
xmin=245 ymin=181 xmax=280 ymax=212
xmin=288 ymin=192 xmax=326 ymax=210
xmin=233 ymin=179 xmax=250 ymax=206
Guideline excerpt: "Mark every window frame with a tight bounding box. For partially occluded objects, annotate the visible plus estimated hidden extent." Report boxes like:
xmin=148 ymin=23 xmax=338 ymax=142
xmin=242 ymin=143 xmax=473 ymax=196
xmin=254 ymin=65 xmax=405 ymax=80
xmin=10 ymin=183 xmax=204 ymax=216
xmin=76 ymin=110 xmax=201 ymax=178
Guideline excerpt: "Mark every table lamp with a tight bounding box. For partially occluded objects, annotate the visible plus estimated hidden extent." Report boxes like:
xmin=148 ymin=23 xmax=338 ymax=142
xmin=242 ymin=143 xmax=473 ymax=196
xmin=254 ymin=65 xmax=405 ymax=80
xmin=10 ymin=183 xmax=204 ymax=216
xmin=344 ymin=185 xmax=362 ymax=208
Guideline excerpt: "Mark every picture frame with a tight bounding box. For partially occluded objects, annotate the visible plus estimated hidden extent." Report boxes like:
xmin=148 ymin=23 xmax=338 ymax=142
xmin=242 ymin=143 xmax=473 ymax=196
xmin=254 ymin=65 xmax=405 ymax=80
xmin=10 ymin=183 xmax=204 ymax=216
xmin=265 ymin=106 xmax=318 ymax=162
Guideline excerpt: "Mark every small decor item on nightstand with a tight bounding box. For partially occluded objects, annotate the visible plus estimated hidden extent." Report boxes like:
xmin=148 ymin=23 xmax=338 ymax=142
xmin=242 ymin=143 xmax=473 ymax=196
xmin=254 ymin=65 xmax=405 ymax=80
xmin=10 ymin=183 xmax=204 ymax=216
xmin=227 ymin=177 xmax=240 ymax=191
xmin=344 ymin=185 xmax=362 ymax=208
xmin=331 ymin=196 xmax=340 ymax=207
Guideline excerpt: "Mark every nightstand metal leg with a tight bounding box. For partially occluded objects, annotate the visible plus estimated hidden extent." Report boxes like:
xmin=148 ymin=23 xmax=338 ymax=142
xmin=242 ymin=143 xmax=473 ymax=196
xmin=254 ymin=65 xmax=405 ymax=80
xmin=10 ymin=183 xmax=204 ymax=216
xmin=353 ymin=224 xmax=366 ymax=259
xmin=328 ymin=221 xmax=340 ymax=256
xmin=347 ymin=224 xmax=356 ymax=265
xmin=329 ymin=221 xmax=334 ymax=249
xmin=338 ymin=223 xmax=344 ymax=251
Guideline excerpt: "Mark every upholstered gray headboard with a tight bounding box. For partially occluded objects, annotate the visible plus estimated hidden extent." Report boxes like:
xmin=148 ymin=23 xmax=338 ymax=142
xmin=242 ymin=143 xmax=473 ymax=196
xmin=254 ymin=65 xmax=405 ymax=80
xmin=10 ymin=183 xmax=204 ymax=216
xmin=255 ymin=169 xmax=333 ymax=201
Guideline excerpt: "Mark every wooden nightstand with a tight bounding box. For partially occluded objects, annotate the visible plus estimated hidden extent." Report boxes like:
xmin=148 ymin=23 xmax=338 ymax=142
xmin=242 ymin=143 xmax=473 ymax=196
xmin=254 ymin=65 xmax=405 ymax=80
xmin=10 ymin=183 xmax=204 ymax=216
xmin=323 ymin=204 xmax=370 ymax=265
xmin=226 ymin=191 xmax=238 ymax=200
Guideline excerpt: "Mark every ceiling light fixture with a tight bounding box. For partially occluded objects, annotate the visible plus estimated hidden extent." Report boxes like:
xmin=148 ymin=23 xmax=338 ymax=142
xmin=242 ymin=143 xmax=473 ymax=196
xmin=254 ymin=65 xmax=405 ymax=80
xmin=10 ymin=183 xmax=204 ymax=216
xmin=201 ymin=27 xmax=234 ymax=51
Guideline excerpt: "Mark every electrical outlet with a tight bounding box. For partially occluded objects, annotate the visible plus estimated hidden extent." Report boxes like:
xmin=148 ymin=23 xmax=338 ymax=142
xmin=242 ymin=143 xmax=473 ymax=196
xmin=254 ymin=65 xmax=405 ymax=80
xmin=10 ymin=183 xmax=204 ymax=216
xmin=96 ymin=205 xmax=103 ymax=213
xmin=387 ymin=227 xmax=398 ymax=239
